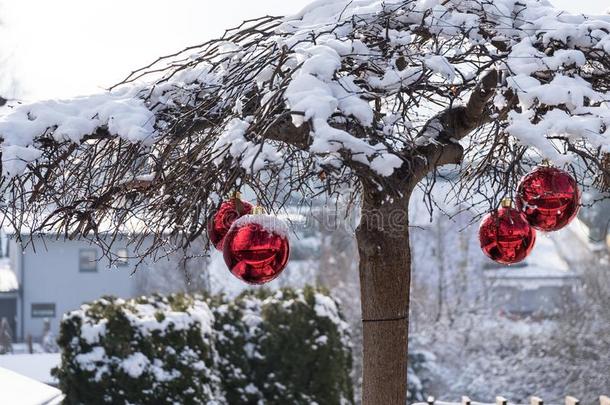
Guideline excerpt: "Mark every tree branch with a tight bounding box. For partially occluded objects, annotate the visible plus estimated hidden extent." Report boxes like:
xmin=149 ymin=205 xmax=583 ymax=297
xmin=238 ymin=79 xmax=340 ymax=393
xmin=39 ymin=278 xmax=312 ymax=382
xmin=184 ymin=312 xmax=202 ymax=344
xmin=410 ymin=70 xmax=500 ymax=180
xmin=261 ymin=112 xmax=312 ymax=149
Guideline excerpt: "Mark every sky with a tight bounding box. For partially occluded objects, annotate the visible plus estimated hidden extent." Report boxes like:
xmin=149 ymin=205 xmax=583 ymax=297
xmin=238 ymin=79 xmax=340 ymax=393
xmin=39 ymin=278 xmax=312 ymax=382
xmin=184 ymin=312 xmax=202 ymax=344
xmin=0 ymin=0 xmax=608 ymax=100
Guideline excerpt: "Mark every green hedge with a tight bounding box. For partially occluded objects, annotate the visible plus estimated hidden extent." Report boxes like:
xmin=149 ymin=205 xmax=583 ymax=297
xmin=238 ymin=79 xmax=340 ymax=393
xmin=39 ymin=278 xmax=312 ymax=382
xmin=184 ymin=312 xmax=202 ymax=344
xmin=53 ymin=295 xmax=221 ymax=404
xmin=53 ymin=287 xmax=354 ymax=405
xmin=214 ymin=287 xmax=354 ymax=404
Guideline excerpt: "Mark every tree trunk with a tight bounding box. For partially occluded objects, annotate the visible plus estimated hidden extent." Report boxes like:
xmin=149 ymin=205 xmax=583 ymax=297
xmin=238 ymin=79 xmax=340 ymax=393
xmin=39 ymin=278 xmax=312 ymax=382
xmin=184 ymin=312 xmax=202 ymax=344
xmin=356 ymin=183 xmax=413 ymax=405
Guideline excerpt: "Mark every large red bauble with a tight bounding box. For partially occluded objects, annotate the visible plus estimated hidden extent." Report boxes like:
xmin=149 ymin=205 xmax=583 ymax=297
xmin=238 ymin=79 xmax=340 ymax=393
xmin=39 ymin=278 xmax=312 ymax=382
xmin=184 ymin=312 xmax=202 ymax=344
xmin=479 ymin=205 xmax=536 ymax=265
xmin=516 ymin=166 xmax=580 ymax=232
xmin=208 ymin=198 xmax=253 ymax=250
xmin=223 ymin=215 xmax=290 ymax=285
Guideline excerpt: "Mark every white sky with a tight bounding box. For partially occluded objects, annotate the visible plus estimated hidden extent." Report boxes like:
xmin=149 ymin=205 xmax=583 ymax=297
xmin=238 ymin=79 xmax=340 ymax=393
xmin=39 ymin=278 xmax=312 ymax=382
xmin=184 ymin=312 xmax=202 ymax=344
xmin=0 ymin=0 xmax=608 ymax=100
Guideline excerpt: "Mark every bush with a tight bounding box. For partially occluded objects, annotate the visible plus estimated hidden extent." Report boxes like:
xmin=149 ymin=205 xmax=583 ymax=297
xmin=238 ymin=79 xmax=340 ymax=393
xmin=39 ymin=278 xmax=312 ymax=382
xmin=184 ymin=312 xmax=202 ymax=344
xmin=53 ymin=295 xmax=222 ymax=404
xmin=407 ymin=338 xmax=438 ymax=403
xmin=210 ymin=292 xmax=264 ymax=404
xmin=214 ymin=287 xmax=354 ymax=404
xmin=54 ymin=287 xmax=354 ymax=405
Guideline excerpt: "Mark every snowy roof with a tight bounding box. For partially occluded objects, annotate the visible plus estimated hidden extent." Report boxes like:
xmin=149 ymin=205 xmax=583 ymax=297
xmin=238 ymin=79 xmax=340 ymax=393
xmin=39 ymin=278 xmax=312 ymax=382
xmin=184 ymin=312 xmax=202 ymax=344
xmin=487 ymin=215 xmax=592 ymax=280
xmin=2 ymin=216 xmax=164 ymax=237
xmin=0 ymin=258 xmax=18 ymax=293
xmin=0 ymin=366 xmax=63 ymax=405
xmin=484 ymin=226 xmax=581 ymax=283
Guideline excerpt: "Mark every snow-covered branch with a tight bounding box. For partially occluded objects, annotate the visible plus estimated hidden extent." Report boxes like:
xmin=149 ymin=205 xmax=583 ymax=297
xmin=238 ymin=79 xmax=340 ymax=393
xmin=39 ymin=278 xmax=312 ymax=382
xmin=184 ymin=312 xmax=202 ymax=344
xmin=0 ymin=0 xmax=609 ymax=259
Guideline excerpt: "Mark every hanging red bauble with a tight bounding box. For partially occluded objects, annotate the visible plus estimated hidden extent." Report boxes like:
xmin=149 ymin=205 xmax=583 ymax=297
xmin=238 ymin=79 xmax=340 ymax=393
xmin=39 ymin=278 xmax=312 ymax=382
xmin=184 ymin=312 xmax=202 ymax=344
xmin=516 ymin=165 xmax=580 ymax=232
xmin=208 ymin=193 xmax=253 ymax=250
xmin=223 ymin=210 xmax=290 ymax=285
xmin=479 ymin=199 xmax=536 ymax=265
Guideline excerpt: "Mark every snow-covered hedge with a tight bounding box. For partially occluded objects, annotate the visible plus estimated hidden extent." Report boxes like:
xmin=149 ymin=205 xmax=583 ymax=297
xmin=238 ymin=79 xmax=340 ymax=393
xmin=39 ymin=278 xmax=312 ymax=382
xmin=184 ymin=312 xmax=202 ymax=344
xmin=53 ymin=295 xmax=221 ymax=404
xmin=213 ymin=287 xmax=354 ymax=404
xmin=408 ymin=338 xmax=438 ymax=403
xmin=53 ymin=287 xmax=354 ymax=404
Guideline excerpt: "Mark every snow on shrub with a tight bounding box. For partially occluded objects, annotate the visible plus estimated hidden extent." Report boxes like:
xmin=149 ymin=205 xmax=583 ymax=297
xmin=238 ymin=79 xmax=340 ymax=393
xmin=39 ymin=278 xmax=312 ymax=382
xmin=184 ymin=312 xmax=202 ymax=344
xmin=213 ymin=287 xmax=355 ymax=405
xmin=53 ymin=295 xmax=222 ymax=405
xmin=54 ymin=287 xmax=354 ymax=405
xmin=407 ymin=337 xmax=439 ymax=403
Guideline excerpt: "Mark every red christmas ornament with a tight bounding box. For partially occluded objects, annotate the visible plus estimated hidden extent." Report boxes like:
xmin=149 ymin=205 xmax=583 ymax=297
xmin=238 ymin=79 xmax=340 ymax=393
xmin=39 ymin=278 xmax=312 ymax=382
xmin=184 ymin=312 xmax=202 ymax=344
xmin=479 ymin=199 xmax=536 ymax=265
xmin=223 ymin=209 xmax=290 ymax=285
xmin=208 ymin=193 xmax=253 ymax=250
xmin=516 ymin=165 xmax=580 ymax=232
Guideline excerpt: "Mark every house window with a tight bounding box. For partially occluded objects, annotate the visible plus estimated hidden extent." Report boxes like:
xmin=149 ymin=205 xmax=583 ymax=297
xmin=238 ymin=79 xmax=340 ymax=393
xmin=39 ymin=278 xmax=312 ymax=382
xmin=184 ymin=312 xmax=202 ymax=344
xmin=31 ymin=303 xmax=56 ymax=318
xmin=117 ymin=248 xmax=129 ymax=266
xmin=79 ymin=249 xmax=98 ymax=272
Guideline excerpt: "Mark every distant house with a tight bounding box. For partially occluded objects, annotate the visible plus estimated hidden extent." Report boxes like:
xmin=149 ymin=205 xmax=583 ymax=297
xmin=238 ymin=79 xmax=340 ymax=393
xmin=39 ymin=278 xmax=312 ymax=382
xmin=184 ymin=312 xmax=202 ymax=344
xmin=579 ymin=191 xmax=610 ymax=252
xmin=484 ymin=227 xmax=584 ymax=319
xmin=0 ymin=236 xmax=141 ymax=341
xmin=0 ymin=259 xmax=19 ymax=338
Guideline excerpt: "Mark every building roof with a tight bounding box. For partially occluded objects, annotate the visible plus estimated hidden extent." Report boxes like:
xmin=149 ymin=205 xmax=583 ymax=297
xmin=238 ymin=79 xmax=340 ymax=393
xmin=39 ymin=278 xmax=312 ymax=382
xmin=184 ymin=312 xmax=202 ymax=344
xmin=484 ymin=221 xmax=590 ymax=289
xmin=0 ymin=258 xmax=18 ymax=293
xmin=0 ymin=365 xmax=63 ymax=404
xmin=486 ymin=235 xmax=571 ymax=278
xmin=486 ymin=219 xmax=592 ymax=279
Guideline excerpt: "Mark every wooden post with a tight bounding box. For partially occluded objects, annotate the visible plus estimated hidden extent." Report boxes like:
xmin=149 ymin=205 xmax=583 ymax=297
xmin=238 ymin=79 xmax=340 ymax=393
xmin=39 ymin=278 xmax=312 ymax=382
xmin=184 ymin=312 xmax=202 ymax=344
xmin=26 ymin=334 xmax=33 ymax=354
xmin=531 ymin=397 xmax=544 ymax=405
xmin=496 ymin=397 xmax=508 ymax=405
xmin=600 ymin=396 xmax=610 ymax=405
xmin=462 ymin=396 xmax=471 ymax=405
xmin=427 ymin=396 xmax=435 ymax=405
xmin=566 ymin=396 xmax=580 ymax=405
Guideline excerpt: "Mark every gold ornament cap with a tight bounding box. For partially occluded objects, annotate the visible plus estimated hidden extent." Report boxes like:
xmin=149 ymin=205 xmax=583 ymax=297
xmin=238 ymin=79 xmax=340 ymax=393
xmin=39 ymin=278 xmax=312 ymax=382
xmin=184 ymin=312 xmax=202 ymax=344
xmin=252 ymin=206 xmax=266 ymax=215
xmin=501 ymin=198 xmax=513 ymax=208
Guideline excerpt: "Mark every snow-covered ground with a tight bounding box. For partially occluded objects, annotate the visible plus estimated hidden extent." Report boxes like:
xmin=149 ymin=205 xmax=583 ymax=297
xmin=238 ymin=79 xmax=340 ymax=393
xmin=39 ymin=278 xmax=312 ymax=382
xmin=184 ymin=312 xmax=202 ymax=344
xmin=0 ymin=353 xmax=60 ymax=385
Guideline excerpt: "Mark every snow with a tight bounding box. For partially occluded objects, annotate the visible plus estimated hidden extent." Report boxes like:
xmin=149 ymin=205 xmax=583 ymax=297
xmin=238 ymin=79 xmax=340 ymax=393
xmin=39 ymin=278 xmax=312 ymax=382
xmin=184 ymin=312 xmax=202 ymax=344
xmin=424 ymin=55 xmax=456 ymax=82
xmin=62 ymin=297 xmax=213 ymax=343
xmin=368 ymin=67 xmax=422 ymax=91
xmin=0 ymin=258 xmax=18 ymax=292
xmin=1 ymin=145 xmax=43 ymax=176
xmin=0 ymin=367 xmax=63 ymax=405
xmin=484 ymin=233 xmax=578 ymax=289
xmin=80 ymin=319 xmax=107 ymax=345
xmin=0 ymin=353 xmax=60 ymax=384
xmin=64 ymin=296 xmax=218 ymax=386
xmin=121 ymin=352 xmax=150 ymax=378
xmin=313 ymin=292 xmax=350 ymax=343
xmin=74 ymin=346 xmax=107 ymax=372
xmin=0 ymin=88 xmax=156 ymax=177
xmin=122 ymin=302 xmax=214 ymax=337
xmin=230 ymin=214 xmax=290 ymax=238
xmin=213 ymin=117 xmax=283 ymax=174
xmin=279 ymin=25 xmax=404 ymax=176
xmin=282 ymin=0 xmax=610 ymax=167
xmin=0 ymin=0 xmax=608 ymax=179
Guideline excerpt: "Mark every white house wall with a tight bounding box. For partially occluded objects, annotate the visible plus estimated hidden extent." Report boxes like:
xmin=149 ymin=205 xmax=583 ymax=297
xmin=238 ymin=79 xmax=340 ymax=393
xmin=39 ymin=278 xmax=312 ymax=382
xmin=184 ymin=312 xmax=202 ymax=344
xmin=21 ymin=237 xmax=139 ymax=340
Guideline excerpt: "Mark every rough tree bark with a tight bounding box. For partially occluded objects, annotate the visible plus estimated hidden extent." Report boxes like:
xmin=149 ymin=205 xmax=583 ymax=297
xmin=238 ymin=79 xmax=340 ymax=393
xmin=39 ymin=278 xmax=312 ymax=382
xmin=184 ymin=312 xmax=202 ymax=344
xmin=357 ymin=180 xmax=414 ymax=405
xmin=355 ymin=71 xmax=500 ymax=404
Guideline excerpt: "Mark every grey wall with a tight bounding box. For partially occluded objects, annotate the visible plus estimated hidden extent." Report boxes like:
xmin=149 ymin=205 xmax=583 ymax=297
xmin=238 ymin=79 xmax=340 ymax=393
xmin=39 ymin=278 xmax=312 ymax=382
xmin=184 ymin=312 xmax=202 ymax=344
xmin=492 ymin=284 xmax=576 ymax=317
xmin=18 ymin=237 xmax=139 ymax=339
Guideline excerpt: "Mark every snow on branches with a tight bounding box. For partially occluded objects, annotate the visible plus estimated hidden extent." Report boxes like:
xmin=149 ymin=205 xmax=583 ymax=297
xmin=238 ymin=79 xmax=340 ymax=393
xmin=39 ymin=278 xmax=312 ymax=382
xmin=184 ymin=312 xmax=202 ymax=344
xmin=0 ymin=0 xmax=609 ymax=256
xmin=0 ymin=90 xmax=156 ymax=176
